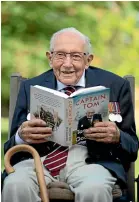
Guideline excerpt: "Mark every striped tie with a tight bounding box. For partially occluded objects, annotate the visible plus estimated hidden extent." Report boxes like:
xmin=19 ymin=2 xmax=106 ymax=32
xmin=43 ymin=144 xmax=69 ymax=178
xmin=43 ymin=86 xmax=77 ymax=178
xmin=63 ymin=86 xmax=78 ymax=96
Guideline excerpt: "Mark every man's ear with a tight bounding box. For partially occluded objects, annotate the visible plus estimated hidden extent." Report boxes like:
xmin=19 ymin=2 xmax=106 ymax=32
xmin=46 ymin=51 xmax=53 ymax=68
xmin=85 ymin=54 xmax=94 ymax=69
xmin=46 ymin=51 xmax=51 ymax=61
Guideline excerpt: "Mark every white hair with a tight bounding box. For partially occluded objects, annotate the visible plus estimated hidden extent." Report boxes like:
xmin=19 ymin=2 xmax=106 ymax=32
xmin=49 ymin=27 xmax=92 ymax=54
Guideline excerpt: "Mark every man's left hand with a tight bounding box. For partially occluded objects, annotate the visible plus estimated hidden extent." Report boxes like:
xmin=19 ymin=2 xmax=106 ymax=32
xmin=84 ymin=121 xmax=120 ymax=144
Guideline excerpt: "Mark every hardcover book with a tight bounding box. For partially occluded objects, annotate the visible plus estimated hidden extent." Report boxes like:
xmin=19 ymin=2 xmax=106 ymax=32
xmin=30 ymin=85 xmax=110 ymax=146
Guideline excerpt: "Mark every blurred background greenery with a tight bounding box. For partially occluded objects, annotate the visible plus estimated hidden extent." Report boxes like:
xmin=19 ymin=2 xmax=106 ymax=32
xmin=1 ymin=1 xmax=139 ymax=114
xmin=1 ymin=1 xmax=139 ymax=198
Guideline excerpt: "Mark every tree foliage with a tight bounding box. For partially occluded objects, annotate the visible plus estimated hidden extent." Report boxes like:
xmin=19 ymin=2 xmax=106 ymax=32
xmin=1 ymin=1 xmax=139 ymax=116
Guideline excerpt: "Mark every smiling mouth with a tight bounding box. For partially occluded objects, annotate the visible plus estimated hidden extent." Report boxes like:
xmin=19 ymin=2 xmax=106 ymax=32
xmin=61 ymin=71 xmax=75 ymax=74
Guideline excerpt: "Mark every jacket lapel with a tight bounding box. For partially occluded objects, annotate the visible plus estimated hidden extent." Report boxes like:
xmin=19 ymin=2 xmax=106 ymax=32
xmin=85 ymin=67 xmax=101 ymax=88
xmin=40 ymin=70 xmax=57 ymax=90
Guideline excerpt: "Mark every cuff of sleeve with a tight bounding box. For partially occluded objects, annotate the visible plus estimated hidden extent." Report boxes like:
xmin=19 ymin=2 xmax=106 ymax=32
xmin=116 ymin=129 xmax=122 ymax=148
xmin=15 ymin=128 xmax=28 ymax=145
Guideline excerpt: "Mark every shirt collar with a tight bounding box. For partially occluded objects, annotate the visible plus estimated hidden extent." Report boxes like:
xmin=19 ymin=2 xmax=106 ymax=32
xmin=57 ymin=70 xmax=85 ymax=91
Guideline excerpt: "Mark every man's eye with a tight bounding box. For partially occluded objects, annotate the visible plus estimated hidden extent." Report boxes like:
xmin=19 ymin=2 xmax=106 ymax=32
xmin=57 ymin=53 xmax=64 ymax=56
xmin=73 ymin=54 xmax=81 ymax=59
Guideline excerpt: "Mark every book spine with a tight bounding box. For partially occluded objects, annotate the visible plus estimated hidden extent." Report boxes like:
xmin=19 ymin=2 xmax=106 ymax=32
xmin=65 ymin=98 xmax=73 ymax=146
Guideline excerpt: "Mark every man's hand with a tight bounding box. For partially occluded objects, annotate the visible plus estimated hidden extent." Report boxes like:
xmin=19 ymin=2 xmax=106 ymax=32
xmin=18 ymin=119 xmax=52 ymax=144
xmin=84 ymin=121 xmax=120 ymax=144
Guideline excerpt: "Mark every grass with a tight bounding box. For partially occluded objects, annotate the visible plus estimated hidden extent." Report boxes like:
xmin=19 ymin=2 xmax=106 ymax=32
xmin=1 ymin=117 xmax=139 ymax=200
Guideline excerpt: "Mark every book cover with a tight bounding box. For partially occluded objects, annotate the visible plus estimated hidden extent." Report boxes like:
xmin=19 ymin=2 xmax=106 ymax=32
xmin=30 ymin=86 xmax=110 ymax=146
xmin=71 ymin=88 xmax=110 ymax=146
xmin=30 ymin=86 xmax=68 ymax=146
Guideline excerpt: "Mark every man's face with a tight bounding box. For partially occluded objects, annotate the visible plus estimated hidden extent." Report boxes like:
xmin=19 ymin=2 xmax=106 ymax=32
xmin=86 ymin=111 xmax=94 ymax=119
xmin=46 ymin=32 xmax=93 ymax=85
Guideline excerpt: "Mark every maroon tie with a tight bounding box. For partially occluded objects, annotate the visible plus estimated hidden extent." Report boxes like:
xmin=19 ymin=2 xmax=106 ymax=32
xmin=43 ymin=86 xmax=77 ymax=178
xmin=63 ymin=86 xmax=77 ymax=96
xmin=43 ymin=144 xmax=69 ymax=177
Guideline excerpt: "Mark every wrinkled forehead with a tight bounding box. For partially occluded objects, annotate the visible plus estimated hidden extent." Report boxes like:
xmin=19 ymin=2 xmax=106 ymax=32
xmin=53 ymin=32 xmax=86 ymax=52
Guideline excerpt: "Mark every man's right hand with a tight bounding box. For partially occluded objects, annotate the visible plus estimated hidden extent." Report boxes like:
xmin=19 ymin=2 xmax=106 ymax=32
xmin=18 ymin=119 xmax=52 ymax=144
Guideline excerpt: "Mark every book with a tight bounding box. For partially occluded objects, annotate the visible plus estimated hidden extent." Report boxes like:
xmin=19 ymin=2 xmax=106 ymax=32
xmin=30 ymin=85 xmax=110 ymax=146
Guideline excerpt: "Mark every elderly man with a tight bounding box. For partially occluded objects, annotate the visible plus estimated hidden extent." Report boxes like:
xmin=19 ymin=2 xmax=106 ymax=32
xmin=2 ymin=27 xmax=138 ymax=202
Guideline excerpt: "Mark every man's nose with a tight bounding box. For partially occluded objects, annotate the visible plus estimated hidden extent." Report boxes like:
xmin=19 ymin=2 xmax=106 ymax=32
xmin=63 ymin=55 xmax=73 ymax=66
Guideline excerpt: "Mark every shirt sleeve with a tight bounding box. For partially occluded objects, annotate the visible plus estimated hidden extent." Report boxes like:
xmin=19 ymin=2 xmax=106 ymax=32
xmin=15 ymin=128 xmax=28 ymax=145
